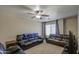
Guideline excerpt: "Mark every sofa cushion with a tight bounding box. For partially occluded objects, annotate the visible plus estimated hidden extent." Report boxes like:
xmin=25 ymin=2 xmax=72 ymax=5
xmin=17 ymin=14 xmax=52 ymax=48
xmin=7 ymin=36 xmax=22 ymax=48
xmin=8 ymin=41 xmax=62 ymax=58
xmin=0 ymin=43 xmax=6 ymax=54
xmin=6 ymin=45 xmax=25 ymax=54
xmin=32 ymin=33 xmax=38 ymax=39
xmin=33 ymin=33 xmax=38 ymax=37
xmin=28 ymin=33 xmax=38 ymax=41
xmin=0 ymin=50 xmax=4 ymax=54
xmin=22 ymin=34 xmax=29 ymax=41
xmin=29 ymin=38 xmax=35 ymax=41
xmin=23 ymin=34 xmax=28 ymax=39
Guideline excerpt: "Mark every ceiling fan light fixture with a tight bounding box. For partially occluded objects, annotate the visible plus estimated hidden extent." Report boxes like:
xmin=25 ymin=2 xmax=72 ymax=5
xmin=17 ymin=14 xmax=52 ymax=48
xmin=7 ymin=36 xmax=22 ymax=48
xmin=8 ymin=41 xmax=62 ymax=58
xmin=36 ymin=15 xmax=41 ymax=18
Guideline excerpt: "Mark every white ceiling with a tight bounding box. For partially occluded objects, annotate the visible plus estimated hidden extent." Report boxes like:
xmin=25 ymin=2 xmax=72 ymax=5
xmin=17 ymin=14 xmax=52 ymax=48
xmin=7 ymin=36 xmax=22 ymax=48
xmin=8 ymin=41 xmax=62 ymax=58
xmin=0 ymin=5 xmax=78 ymax=22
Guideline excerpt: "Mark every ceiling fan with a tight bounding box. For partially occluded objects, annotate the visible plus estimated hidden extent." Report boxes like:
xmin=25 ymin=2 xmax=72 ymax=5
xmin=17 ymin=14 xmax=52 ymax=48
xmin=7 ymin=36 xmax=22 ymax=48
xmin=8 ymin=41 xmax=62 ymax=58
xmin=18 ymin=5 xmax=50 ymax=19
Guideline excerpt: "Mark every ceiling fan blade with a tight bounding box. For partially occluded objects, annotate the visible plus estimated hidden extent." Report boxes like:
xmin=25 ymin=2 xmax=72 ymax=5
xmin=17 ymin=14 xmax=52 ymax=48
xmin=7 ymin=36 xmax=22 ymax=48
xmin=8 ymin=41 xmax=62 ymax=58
xmin=32 ymin=16 xmax=35 ymax=19
xmin=27 ymin=12 xmax=35 ymax=15
xmin=15 ymin=5 xmax=33 ymax=11
xmin=41 ymin=14 xmax=49 ymax=17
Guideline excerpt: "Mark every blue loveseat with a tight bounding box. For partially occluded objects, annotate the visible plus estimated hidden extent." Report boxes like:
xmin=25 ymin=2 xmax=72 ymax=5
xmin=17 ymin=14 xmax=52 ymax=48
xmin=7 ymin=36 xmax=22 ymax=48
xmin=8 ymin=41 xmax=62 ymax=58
xmin=16 ymin=33 xmax=43 ymax=50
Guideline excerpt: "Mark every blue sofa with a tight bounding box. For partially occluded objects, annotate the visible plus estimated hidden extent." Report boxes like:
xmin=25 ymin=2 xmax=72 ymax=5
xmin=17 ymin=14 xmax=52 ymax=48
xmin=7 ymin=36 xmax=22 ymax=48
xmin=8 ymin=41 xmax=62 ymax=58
xmin=16 ymin=33 xmax=43 ymax=50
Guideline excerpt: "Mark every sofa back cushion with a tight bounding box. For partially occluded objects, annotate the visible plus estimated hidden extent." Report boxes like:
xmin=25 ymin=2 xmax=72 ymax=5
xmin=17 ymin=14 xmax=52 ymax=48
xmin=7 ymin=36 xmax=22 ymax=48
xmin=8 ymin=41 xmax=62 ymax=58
xmin=32 ymin=33 xmax=38 ymax=39
xmin=27 ymin=33 xmax=39 ymax=40
xmin=17 ymin=33 xmax=39 ymax=41
xmin=22 ymin=34 xmax=29 ymax=41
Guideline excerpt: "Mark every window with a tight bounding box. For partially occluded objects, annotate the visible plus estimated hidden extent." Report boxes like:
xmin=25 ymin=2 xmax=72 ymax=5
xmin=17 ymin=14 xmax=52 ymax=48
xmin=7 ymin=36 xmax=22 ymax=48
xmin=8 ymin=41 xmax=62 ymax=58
xmin=46 ymin=24 xmax=56 ymax=36
xmin=46 ymin=24 xmax=51 ymax=36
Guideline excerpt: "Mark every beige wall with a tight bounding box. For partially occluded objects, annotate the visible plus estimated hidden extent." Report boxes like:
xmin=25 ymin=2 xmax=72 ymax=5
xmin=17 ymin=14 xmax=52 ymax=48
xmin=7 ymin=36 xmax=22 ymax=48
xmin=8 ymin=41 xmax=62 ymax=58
xmin=64 ymin=16 xmax=78 ymax=37
xmin=58 ymin=16 xmax=77 ymax=37
xmin=0 ymin=12 xmax=42 ymax=44
xmin=58 ymin=19 xmax=64 ymax=34
xmin=45 ymin=17 xmax=77 ymax=36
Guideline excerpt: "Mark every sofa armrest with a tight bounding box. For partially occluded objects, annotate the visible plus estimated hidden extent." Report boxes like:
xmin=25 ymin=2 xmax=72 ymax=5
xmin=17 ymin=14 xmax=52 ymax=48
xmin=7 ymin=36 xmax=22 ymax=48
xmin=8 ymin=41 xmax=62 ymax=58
xmin=38 ymin=36 xmax=43 ymax=39
xmin=6 ymin=45 xmax=25 ymax=54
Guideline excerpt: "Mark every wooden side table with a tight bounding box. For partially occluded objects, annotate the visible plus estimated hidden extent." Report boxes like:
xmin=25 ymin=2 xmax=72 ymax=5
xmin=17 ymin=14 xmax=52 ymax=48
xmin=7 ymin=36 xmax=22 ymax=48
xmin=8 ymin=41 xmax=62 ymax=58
xmin=5 ymin=40 xmax=17 ymax=48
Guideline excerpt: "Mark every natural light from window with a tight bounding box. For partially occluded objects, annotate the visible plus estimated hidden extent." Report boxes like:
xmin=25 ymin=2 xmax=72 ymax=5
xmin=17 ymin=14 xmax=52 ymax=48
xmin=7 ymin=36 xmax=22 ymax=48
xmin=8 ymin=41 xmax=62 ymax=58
xmin=46 ymin=24 xmax=56 ymax=36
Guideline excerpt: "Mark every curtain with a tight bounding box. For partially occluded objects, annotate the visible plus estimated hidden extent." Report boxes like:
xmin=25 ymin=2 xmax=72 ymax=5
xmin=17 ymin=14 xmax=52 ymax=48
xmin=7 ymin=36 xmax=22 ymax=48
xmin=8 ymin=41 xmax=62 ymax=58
xmin=56 ymin=20 xmax=60 ymax=35
xmin=42 ymin=22 xmax=46 ymax=39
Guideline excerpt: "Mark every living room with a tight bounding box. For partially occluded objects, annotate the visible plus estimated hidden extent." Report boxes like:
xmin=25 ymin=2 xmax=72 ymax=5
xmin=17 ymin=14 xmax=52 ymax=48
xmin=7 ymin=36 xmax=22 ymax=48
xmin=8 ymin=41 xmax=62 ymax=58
xmin=0 ymin=5 xmax=78 ymax=54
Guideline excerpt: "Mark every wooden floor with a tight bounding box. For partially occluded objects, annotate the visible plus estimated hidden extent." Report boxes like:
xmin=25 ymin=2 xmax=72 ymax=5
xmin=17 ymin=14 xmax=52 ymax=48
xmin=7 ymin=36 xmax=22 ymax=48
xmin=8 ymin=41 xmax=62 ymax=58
xmin=25 ymin=40 xmax=64 ymax=54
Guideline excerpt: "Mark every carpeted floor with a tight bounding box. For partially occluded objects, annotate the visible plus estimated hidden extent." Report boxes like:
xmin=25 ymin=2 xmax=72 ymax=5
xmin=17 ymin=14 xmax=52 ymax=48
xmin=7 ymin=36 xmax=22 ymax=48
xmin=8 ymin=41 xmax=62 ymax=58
xmin=25 ymin=40 xmax=64 ymax=54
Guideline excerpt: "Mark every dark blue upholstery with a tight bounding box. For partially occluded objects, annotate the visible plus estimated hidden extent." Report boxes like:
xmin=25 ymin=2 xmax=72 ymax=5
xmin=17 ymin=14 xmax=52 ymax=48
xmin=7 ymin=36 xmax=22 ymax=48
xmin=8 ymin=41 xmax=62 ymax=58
xmin=22 ymin=34 xmax=29 ymax=41
xmin=28 ymin=33 xmax=38 ymax=41
xmin=16 ymin=33 xmax=43 ymax=50
xmin=32 ymin=33 xmax=38 ymax=39
xmin=17 ymin=33 xmax=39 ymax=42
